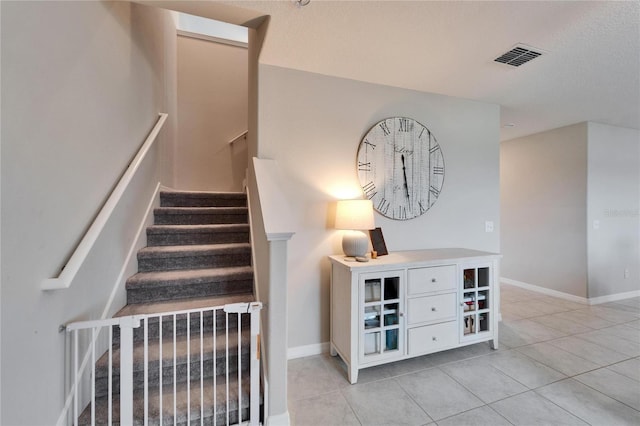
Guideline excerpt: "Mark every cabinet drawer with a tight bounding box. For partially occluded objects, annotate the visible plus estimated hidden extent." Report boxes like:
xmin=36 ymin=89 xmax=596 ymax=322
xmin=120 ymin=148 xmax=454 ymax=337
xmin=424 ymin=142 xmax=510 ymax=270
xmin=407 ymin=293 xmax=456 ymax=326
xmin=407 ymin=265 xmax=456 ymax=295
xmin=407 ymin=321 xmax=457 ymax=356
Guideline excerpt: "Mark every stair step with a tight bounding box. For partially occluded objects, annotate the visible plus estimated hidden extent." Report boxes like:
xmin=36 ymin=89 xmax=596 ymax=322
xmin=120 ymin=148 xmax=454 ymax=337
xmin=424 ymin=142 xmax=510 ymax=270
xmin=147 ymin=224 xmax=250 ymax=246
xmin=113 ymin=294 xmax=254 ymax=342
xmin=126 ymin=267 xmax=254 ymax=304
xmin=154 ymin=207 xmax=248 ymax=225
xmin=94 ymin=328 xmax=251 ymax=397
xmin=160 ymin=190 xmax=247 ymax=208
xmin=79 ymin=372 xmax=254 ymax=425
xmin=116 ymin=294 xmax=254 ymax=318
xmin=138 ymin=243 xmax=251 ymax=272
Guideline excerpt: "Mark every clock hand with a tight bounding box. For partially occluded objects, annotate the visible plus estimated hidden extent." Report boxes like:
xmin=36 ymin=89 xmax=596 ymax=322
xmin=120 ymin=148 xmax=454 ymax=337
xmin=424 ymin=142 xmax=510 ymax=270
xmin=401 ymin=154 xmax=410 ymax=201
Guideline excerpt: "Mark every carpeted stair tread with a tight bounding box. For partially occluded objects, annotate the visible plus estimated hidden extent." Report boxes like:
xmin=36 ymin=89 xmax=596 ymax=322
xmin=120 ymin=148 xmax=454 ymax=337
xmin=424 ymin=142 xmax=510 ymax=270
xmin=154 ymin=207 xmax=248 ymax=225
xmin=138 ymin=243 xmax=251 ymax=259
xmin=112 ymin=296 xmax=253 ymax=343
xmin=127 ymin=266 xmax=253 ymax=289
xmin=155 ymin=207 xmax=248 ymax=215
xmin=79 ymin=372 xmax=253 ymax=425
xmin=115 ymin=293 xmax=254 ymax=318
xmin=160 ymin=190 xmax=246 ymax=199
xmin=125 ymin=267 xmax=254 ymax=303
xmin=146 ymin=224 xmax=250 ymax=246
xmin=160 ymin=190 xmax=247 ymax=208
xmin=95 ymin=327 xmax=250 ymax=374
xmin=137 ymin=243 xmax=251 ymax=271
xmin=147 ymin=224 xmax=249 ymax=234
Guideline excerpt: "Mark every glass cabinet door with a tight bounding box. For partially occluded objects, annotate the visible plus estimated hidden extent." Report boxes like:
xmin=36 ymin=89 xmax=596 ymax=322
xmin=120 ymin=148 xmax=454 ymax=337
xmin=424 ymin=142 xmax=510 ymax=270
xmin=360 ymin=271 xmax=404 ymax=363
xmin=461 ymin=265 xmax=491 ymax=340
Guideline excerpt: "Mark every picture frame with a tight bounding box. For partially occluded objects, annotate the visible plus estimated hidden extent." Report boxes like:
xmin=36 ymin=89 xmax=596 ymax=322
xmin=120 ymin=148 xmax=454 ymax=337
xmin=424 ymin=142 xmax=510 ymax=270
xmin=369 ymin=227 xmax=388 ymax=256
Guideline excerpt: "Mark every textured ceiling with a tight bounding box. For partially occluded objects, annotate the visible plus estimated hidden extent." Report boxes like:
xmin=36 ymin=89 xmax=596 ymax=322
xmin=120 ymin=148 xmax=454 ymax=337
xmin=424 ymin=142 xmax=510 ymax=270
xmin=225 ymin=0 xmax=639 ymax=141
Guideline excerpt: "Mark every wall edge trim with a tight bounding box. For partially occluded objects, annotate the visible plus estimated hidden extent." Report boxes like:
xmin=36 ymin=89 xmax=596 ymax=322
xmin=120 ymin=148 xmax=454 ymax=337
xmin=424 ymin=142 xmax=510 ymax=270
xmin=287 ymin=342 xmax=329 ymax=360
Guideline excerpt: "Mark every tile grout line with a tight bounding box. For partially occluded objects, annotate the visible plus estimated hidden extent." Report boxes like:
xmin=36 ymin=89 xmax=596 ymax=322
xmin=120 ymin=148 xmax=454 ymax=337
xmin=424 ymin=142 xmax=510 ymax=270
xmin=528 ymin=385 xmax=596 ymax=426
xmin=572 ymin=370 xmax=640 ymax=413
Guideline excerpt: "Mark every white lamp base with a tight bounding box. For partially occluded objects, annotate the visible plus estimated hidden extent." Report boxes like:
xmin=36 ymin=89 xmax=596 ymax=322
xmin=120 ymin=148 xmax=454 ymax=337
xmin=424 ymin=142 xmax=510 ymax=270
xmin=342 ymin=230 xmax=369 ymax=258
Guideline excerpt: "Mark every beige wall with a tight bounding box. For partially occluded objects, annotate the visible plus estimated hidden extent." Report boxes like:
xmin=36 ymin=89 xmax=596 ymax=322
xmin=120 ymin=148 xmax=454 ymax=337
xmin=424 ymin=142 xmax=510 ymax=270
xmin=501 ymin=122 xmax=640 ymax=300
xmin=258 ymin=64 xmax=501 ymax=350
xmin=587 ymin=123 xmax=640 ymax=298
xmin=501 ymin=123 xmax=589 ymax=297
xmin=0 ymin=2 xmax=176 ymax=423
xmin=176 ymin=36 xmax=248 ymax=191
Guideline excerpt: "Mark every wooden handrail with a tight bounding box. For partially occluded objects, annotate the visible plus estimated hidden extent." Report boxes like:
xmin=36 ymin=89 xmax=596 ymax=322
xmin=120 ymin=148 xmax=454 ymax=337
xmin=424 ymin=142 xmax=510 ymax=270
xmin=228 ymin=130 xmax=248 ymax=145
xmin=42 ymin=113 xmax=168 ymax=290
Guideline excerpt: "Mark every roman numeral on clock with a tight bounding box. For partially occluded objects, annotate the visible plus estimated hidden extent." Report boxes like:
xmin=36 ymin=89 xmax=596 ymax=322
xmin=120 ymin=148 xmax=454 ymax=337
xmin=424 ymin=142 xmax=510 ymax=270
xmin=358 ymin=161 xmax=371 ymax=171
xmin=433 ymin=166 xmax=444 ymax=175
xmin=362 ymin=181 xmax=377 ymax=199
xmin=377 ymin=198 xmax=390 ymax=215
xmin=379 ymin=121 xmax=391 ymax=136
xmin=398 ymin=118 xmax=413 ymax=132
xmin=396 ymin=205 xmax=408 ymax=219
xmin=430 ymin=186 xmax=441 ymax=197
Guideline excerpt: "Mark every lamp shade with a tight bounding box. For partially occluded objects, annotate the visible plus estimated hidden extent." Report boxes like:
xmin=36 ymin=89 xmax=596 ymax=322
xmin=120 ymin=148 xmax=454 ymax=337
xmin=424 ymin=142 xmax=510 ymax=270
xmin=335 ymin=199 xmax=375 ymax=231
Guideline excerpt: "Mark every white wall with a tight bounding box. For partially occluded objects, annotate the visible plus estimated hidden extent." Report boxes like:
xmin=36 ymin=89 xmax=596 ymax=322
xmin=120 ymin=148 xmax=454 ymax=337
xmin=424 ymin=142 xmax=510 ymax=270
xmin=501 ymin=123 xmax=589 ymax=297
xmin=587 ymin=123 xmax=640 ymax=298
xmin=501 ymin=122 xmax=640 ymax=300
xmin=0 ymin=2 xmax=176 ymax=424
xmin=175 ymin=35 xmax=248 ymax=191
xmin=258 ymin=64 xmax=500 ymax=349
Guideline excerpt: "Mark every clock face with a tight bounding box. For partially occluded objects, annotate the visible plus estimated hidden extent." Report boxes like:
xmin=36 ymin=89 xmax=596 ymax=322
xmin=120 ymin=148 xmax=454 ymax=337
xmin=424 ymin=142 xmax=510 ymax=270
xmin=357 ymin=117 xmax=445 ymax=220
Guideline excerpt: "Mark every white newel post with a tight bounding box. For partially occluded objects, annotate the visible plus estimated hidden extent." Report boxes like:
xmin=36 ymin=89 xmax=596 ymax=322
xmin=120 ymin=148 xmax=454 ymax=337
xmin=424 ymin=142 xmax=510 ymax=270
xmin=249 ymin=302 xmax=263 ymax=426
xmin=267 ymin=239 xmax=290 ymax=425
xmin=251 ymin=158 xmax=296 ymax=425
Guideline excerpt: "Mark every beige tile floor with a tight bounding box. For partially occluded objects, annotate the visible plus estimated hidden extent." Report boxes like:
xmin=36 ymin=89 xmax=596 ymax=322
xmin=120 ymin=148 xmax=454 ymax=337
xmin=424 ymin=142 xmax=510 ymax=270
xmin=287 ymin=283 xmax=640 ymax=425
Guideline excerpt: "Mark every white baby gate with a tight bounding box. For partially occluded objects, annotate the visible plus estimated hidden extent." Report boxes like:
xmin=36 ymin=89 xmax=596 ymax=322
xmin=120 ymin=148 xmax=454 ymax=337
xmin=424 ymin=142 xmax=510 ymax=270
xmin=63 ymin=302 xmax=262 ymax=426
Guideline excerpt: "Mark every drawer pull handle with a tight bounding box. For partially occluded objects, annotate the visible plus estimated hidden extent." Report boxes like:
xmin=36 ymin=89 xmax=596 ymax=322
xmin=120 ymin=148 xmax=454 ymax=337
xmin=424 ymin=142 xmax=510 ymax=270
xmin=432 ymin=337 xmax=437 ymax=341
xmin=431 ymin=278 xmax=437 ymax=283
xmin=431 ymin=307 xmax=437 ymax=312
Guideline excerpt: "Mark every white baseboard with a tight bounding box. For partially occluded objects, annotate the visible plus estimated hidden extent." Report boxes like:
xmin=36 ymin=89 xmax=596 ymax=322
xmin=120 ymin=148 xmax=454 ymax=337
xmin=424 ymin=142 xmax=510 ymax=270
xmin=501 ymin=277 xmax=588 ymax=304
xmin=287 ymin=342 xmax=329 ymax=359
xmin=588 ymin=289 xmax=640 ymax=305
xmin=501 ymin=277 xmax=639 ymax=305
xmin=266 ymin=411 xmax=290 ymax=426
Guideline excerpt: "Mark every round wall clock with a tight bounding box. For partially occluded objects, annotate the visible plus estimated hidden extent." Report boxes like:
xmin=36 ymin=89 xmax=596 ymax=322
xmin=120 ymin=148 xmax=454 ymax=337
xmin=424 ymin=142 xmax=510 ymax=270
xmin=356 ymin=117 xmax=445 ymax=220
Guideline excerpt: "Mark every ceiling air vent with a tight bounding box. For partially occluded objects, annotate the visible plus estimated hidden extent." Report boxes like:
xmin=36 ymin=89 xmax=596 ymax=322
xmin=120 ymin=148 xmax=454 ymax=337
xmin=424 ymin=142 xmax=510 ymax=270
xmin=494 ymin=44 xmax=545 ymax=67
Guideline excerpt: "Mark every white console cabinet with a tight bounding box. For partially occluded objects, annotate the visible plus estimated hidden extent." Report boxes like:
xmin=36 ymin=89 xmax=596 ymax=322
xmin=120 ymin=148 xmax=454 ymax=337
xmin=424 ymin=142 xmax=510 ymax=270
xmin=329 ymin=248 xmax=501 ymax=384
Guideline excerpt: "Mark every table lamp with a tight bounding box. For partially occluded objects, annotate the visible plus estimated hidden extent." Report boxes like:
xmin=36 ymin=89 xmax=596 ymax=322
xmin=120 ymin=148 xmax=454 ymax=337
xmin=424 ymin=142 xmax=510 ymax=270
xmin=335 ymin=199 xmax=375 ymax=259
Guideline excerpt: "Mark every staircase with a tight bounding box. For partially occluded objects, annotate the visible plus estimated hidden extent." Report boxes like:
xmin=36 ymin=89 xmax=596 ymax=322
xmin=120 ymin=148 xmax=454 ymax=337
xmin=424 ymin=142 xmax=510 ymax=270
xmin=77 ymin=190 xmax=258 ymax=425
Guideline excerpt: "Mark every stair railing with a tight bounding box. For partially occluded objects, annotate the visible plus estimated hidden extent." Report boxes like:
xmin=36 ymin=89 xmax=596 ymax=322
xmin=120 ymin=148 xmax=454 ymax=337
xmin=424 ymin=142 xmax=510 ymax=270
xmin=42 ymin=112 xmax=168 ymax=291
xmin=228 ymin=130 xmax=248 ymax=145
xmin=59 ymin=302 xmax=262 ymax=426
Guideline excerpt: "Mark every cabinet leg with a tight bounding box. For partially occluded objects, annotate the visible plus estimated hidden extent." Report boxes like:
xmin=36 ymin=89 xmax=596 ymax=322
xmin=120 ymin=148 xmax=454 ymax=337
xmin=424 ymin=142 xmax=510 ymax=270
xmin=330 ymin=344 xmax=338 ymax=357
xmin=347 ymin=365 xmax=358 ymax=385
xmin=490 ymin=338 xmax=499 ymax=350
